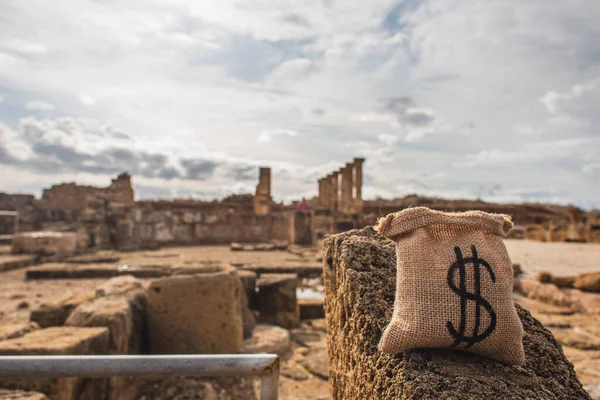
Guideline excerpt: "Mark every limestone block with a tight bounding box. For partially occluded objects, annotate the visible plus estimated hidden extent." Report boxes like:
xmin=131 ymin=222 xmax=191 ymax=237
xmin=153 ymin=222 xmax=173 ymax=242
xmin=11 ymin=232 xmax=77 ymax=257
xmin=574 ymin=272 xmax=600 ymax=293
xmin=147 ymin=265 xmax=243 ymax=354
xmin=0 ymin=327 xmax=109 ymax=400
xmin=241 ymin=324 xmax=291 ymax=357
xmin=237 ymin=270 xmax=258 ymax=338
xmin=552 ymin=275 xmax=576 ymax=289
xmin=299 ymin=299 xmax=325 ymax=320
xmin=0 ymin=389 xmax=48 ymax=400
xmin=181 ymin=212 xmax=195 ymax=224
xmin=0 ymin=323 xmax=39 ymax=342
xmin=65 ymin=289 xmax=146 ymax=400
xmin=204 ymin=214 xmax=219 ymax=224
xmin=30 ymin=293 xmax=95 ymax=328
xmin=237 ymin=270 xmax=257 ymax=308
xmin=323 ymin=227 xmax=590 ymax=400
xmin=257 ymin=273 xmax=299 ymax=329
xmin=243 ymin=263 xmax=322 ymax=278
xmin=171 ymin=224 xmax=192 ymax=242
xmin=94 ymin=275 xmax=144 ymax=298
xmin=65 ymin=292 xmax=146 ymax=354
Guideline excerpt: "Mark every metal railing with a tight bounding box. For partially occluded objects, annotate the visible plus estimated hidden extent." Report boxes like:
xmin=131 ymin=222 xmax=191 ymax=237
xmin=0 ymin=354 xmax=280 ymax=399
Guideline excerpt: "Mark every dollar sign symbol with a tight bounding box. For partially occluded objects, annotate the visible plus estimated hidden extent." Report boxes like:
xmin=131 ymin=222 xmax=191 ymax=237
xmin=446 ymin=245 xmax=497 ymax=348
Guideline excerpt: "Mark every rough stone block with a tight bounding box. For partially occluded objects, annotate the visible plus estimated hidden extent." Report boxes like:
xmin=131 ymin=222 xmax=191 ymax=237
xmin=0 ymin=327 xmax=109 ymax=400
xmin=323 ymin=227 xmax=590 ymax=400
xmin=257 ymin=273 xmax=299 ymax=329
xmin=237 ymin=270 xmax=257 ymax=308
xmin=243 ymin=263 xmax=322 ymax=278
xmin=66 ymin=292 xmax=146 ymax=354
xmin=147 ymin=265 xmax=243 ymax=354
xmin=11 ymin=232 xmax=78 ymax=257
xmin=0 ymin=389 xmax=48 ymax=400
xmin=0 ymin=323 xmax=39 ymax=342
xmin=30 ymin=293 xmax=95 ymax=328
xmin=66 ymin=287 xmax=146 ymax=400
xmin=241 ymin=324 xmax=291 ymax=357
xmin=574 ymin=272 xmax=600 ymax=293
xmin=299 ymin=299 xmax=324 ymax=320
xmin=0 ymin=255 xmax=37 ymax=272
xmin=236 ymin=270 xmax=258 ymax=338
xmin=552 ymin=275 xmax=576 ymax=289
xmin=94 ymin=275 xmax=144 ymax=298
xmin=26 ymin=263 xmax=170 ymax=280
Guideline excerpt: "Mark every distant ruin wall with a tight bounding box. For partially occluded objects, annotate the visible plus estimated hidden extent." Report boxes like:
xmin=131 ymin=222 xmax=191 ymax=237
xmin=41 ymin=173 xmax=134 ymax=210
xmin=123 ymin=206 xmax=292 ymax=248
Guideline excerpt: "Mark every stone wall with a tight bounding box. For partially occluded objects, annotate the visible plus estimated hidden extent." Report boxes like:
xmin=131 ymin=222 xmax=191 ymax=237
xmin=123 ymin=205 xmax=291 ymax=248
xmin=41 ymin=173 xmax=134 ymax=210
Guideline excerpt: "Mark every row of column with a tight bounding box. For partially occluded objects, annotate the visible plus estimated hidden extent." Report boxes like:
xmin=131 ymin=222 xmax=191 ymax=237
xmin=317 ymin=158 xmax=364 ymax=214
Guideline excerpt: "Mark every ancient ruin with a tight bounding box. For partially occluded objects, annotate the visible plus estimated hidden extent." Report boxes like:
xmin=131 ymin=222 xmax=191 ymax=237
xmin=0 ymin=158 xmax=598 ymax=399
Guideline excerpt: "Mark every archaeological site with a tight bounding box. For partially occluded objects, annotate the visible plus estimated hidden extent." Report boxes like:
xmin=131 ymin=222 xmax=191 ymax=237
xmin=0 ymin=159 xmax=599 ymax=399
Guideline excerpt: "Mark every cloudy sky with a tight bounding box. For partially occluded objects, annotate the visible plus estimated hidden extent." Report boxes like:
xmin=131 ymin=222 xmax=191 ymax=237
xmin=0 ymin=0 xmax=599 ymax=208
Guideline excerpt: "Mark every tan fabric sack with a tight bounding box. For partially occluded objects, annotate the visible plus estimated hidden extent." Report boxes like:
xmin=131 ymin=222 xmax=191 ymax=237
xmin=376 ymin=207 xmax=525 ymax=365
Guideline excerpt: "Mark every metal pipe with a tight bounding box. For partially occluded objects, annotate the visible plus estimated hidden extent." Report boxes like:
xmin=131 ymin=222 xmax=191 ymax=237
xmin=0 ymin=354 xmax=279 ymax=400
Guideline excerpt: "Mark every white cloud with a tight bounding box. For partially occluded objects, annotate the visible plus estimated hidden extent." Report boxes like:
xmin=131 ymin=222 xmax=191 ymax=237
xmin=80 ymin=95 xmax=95 ymax=106
xmin=0 ymin=95 xmax=3 ymax=103
xmin=257 ymin=128 xmax=298 ymax=142
xmin=0 ymin=0 xmax=599 ymax=208
xmin=25 ymin=100 xmax=55 ymax=111
xmin=3 ymin=39 xmax=47 ymax=56
xmin=378 ymin=133 xmax=399 ymax=146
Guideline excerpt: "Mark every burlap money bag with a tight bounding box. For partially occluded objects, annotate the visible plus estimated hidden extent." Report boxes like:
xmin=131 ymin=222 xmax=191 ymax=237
xmin=376 ymin=207 xmax=525 ymax=365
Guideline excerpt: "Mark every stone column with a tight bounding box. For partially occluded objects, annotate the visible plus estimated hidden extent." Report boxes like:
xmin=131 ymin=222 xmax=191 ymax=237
xmin=341 ymin=164 xmax=353 ymax=213
xmin=353 ymin=158 xmax=364 ymax=214
xmin=317 ymin=179 xmax=325 ymax=209
xmin=330 ymin=173 xmax=339 ymax=212
xmin=253 ymin=167 xmax=272 ymax=215
xmin=322 ymin=227 xmax=591 ymax=399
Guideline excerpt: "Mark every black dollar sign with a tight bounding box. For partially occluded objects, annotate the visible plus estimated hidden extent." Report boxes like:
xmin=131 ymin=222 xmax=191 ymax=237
xmin=446 ymin=245 xmax=496 ymax=348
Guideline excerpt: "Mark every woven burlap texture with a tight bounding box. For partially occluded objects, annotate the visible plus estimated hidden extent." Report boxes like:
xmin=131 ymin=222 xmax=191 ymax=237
xmin=376 ymin=207 xmax=525 ymax=365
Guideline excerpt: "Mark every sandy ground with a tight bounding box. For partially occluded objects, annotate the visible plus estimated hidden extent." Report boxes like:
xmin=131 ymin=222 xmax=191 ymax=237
xmin=0 ymin=240 xmax=598 ymax=398
xmin=505 ymin=238 xmax=600 ymax=277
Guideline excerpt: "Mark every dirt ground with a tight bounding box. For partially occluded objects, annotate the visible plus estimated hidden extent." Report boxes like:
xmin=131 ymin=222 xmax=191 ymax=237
xmin=0 ymin=240 xmax=599 ymax=399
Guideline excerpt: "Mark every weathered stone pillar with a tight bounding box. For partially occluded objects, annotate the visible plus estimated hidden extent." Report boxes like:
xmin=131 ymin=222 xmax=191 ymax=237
xmin=340 ymin=164 xmax=353 ymax=213
xmin=329 ymin=173 xmax=338 ymax=212
xmin=321 ymin=176 xmax=331 ymax=210
xmin=253 ymin=167 xmax=272 ymax=215
xmin=322 ymin=227 xmax=590 ymax=399
xmin=317 ymin=179 xmax=326 ymax=209
xmin=353 ymin=158 xmax=364 ymax=214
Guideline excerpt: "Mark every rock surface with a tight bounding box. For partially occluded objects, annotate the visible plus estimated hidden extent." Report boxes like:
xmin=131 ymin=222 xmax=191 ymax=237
xmin=30 ymin=293 xmax=95 ymax=328
xmin=0 ymin=323 xmax=39 ymax=342
xmin=323 ymin=227 xmax=591 ymax=400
